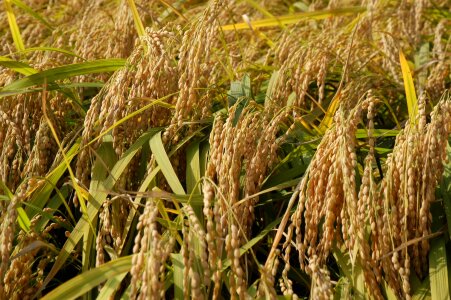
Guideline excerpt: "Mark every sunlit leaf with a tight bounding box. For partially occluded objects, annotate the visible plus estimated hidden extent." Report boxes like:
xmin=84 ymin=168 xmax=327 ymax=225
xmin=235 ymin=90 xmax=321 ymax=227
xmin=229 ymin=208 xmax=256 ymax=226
xmin=399 ymin=50 xmax=419 ymax=127
xmin=1 ymin=59 xmax=126 ymax=92
xmin=222 ymin=7 xmax=365 ymax=30
xmin=41 ymin=256 xmax=132 ymax=300
xmin=4 ymin=0 xmax=25 ymax=51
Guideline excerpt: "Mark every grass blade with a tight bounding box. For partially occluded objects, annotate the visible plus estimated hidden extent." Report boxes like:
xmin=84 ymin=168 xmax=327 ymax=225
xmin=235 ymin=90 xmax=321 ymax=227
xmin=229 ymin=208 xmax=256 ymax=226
xmin=222 ymin=7 xmax=365 ymax=30
xmin=171 ymin=253 xmax=184 ymax=300
xmin=96 ymin=272 xmax=127 ymax=300
xmin=1 ymin=180 xmax=31 ymax=232
xmin=126 ymin=0 xmax=145 ymax=36
xmin=429 ymin=237 xmax=450 ymax=300
xmin=221 ymin=217 xmax=282 ymax=270
xmin=429 ymin=197 xmax=450 ymax=300
xmin=3 ymin=0 xmax=25 ymax=51
xmin=0 ymin=56 xmax=37 ymax=75
xmin=16 ymin=206 xmax=31 ymax=232
xmin=38 ymin=129 xmax=160 ymax=294
xmin=149 ymin=131 xmax=185 ymax=195
xmin=11 ymin=0 xmax=53 ymax=29
xmin=1 ymin=58 xmax=126 ymax=92
xmin=186 ymin=141 xmax=202 ymax=220
xmin=399 ymin=50 xmax=419 ymax=127
xmin=186 ymin=141 xmax=201 ymax=194
xmin=17 ymin=46 xmax=81 ymax=58
xmin=318 ymin=91 xmax=341 ymax=133
xmin=412 ymin=274 xmax=431 ymax=300
xmin=41 ymin=255 xmax=132 ymax=300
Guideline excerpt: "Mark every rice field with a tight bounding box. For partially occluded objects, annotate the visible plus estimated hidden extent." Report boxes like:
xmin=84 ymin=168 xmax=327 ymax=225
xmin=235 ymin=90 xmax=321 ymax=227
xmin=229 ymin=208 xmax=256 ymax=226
xmin=0 ymin=0 xmax=450 ymax=299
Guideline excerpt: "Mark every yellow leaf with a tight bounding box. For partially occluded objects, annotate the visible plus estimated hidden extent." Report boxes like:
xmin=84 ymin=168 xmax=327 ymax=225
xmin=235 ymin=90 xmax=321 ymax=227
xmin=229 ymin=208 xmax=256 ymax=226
xmin=4 ymin=0 xmax=25 ymax=51
xmin=399 ymin=50 xmax=419 ymax=127
xmin=318 ymin=91 xmax=341 ymax=134
xmin=221 ymin=7 xmax=365 ymax=31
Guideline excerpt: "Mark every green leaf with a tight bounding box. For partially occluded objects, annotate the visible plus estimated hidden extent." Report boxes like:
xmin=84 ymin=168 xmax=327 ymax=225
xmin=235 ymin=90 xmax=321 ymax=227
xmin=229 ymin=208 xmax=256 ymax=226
xmin=0 ymin=56 xmax=37 ymax=75
xmin=399 ymin=50 xmax=419 ymax=127
xmin=41 ymin=255 xmax=132 ymax=300
xmin=264 ymin=71 xmax=279 ymax=105
xmin=333 ymin=244 xmax=366 ymax=298
xmin=11 ymin=0 xmax=53 ymax=29
xmin=96 ymin=272 xmax=128 ymax=300
xmin=149 ymin=132 xmax=185 ymax=195
xmin=4 ymin=0 xmax=25 ymax=51
xmin=429 ymin=197 xmax=450 ymax=300
xmin=0 ymin=179 xmax=14 ymax=199
xmin=186 ymin=141 xmax=201 ymax=194
xmin=228 ymin=78 xmax=251 ymax=126
xmin=17 ymin=46 xmax=81 ymax=58
xmin=318 ymin=91 xmax=340 ymax=134
xmin=242 ymin=74 xmax=252 ymax=98
xmin=16 ymin=206 xmax=31 ymax=233
xmin=39 ymin=129 xmax=160 ymax=293
xmin=119 ymin=126 xmax=207 ymax=255
xmin=221 ymin=217 xmax=282 ymax=270
xmin=186 ymin=141 xmax=203 ymax=221
xmin=126 ymin=0 xmax=145 ymax=36
xmin=412 ymin=274 xmax=431 ymax=300
xmin=429 ymin=237 xmax=450 ymax=300
xmin=1 ymin=178 xmax=31 ymax=233
xmin=171 ymin=253 xmax=184 ymax=300
xmin=355 ymin=128 xmax=400 ymax=139
xmin=0 ymin=82 xmax=104 ymax=98
xmin=27 ymin=185 xmax=73 ymax=232
xmin=383 ymin=280 xmax=399 ymax=300
xmin=1 ymin=58 xmax=126 ymax=92
xmin=82 ymin=137 xmax=117 ymax=275
xmin=228 ymin=81 xmax=246 ymax=105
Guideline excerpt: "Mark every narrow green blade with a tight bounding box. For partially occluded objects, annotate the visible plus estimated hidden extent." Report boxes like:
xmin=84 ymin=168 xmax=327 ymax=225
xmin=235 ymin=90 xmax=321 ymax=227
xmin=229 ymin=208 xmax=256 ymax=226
xmin=2 ymin=58 xmax=126 ymax=91
xmin=41 ymin=256 xmax=132 ymax=300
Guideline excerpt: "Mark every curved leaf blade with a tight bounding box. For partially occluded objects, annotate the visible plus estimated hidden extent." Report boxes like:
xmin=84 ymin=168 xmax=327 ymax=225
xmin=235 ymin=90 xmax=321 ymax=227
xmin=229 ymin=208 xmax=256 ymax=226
xmin=221 ymin=7 xmax=365 ymax=30
xmin=1 ymin=58 xmax=126 ymax=91
xmin=41 ymin=255 xmax=132 ymax=300
xmin=399 ymin=50 xmax=419 ymax=127
xmin=4 ymin=0 xmax=25 ymax=51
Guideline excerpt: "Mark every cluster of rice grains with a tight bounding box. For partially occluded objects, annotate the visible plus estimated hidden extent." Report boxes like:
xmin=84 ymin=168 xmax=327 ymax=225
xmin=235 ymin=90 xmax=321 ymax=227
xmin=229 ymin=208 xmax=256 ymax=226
xmin=0 ymin=0 xmax=165 ymax=298
xmin=127 ymin=1 xmax=232 ymax=298
xmin=201 ymin=104 xmax=288 ymax=299
xmin=259 ymin=0 xmax=451 ymax=298
xmin=270 ymin=94 xmax=450 ymax=299
xmin=0 ymin=0 xmax=450 ymax=299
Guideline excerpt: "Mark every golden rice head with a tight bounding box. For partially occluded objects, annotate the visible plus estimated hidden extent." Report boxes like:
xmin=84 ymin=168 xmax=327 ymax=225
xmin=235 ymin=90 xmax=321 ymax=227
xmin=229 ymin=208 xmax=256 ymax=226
xmin=203 ymin=102 xmax=288 ymax=298
xmin=0 ymin=91 xmax=46 ymax=194
xmin=70 ymin=1 xmax=133 ymax=61
xmin=426 ymin=20 xmax=450 ymax=100
xmin=0 ymin=191 xmax=22 ymax=299
xmin=164 ymin=0 xmax=229 ymax=144
xmin=2 ymin=209 xmax=63 ymax=299
xmin=130 ymin=198 xmax=175 ymax=300
xmin=179 ymin=205 xmax=210 ymax=300
xmin=310 ymin=258 xmax=333 ymax=300
xmin=376 ymin=94 xmax=450 ymax=298
xmin=76 ymin=28 xmax=178 ymax=190
xmin=280 ymin=97 xmax=388 ymax=298
xmin=96 ymin=194 xmax=133 ymax=269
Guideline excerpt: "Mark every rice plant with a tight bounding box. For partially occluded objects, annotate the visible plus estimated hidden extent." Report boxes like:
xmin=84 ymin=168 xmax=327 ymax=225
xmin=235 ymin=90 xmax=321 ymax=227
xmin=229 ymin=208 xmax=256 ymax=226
xmin=0 ymin=0 xmax=450 ymax=299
